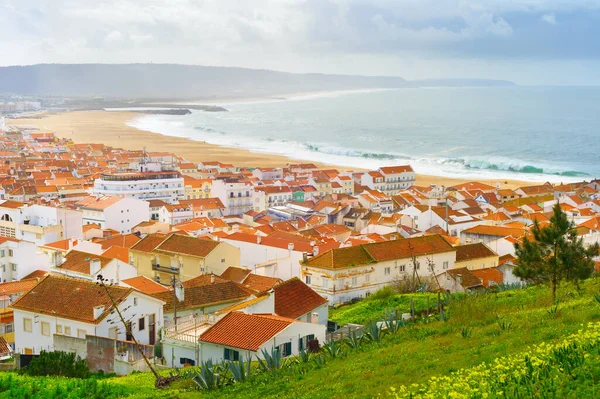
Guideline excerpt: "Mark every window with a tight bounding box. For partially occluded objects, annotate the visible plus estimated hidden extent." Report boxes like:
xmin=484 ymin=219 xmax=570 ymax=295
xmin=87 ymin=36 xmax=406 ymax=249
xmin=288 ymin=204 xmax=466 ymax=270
xmin=10 ymin=264 xmax=16 ymax=272
xmin=41 ymin=322 xmax=50 ymax=336
xmin=6 ymin=323 xmax=13 ymax=333
xmin=56 ymin=324 xmax=63 ymax=334
xmin=7 ymin=249 xmax=12 ymax=257
xmin=365 ymin=274 xmax=370 ymax=283
xmin=65 ymin=326 xmax=71 ymax=336
xmin=133 ymin=297 xmax=138 ymax=306
xmin=443 ymin=261 xmax=449 ymax=270
xmin=322 ymin=278 xmax=329 ymax=289
xmin=77 ymin=329 xmax=86 ymax=339
xmin=138 ymin=317 xmax=145 ymax=331
xmin=305 ymin=275 xmax=311 ymax=285
xmin=224 ymin=348 xmax=239 ymax=361
xmin=0 ymin=250 xmax=4 ymax=257
xmin=399 ymin=264 xmax=405 ymax=272
xmin=278 ymin=342 xmax=292 ymax=357
xmin=179 ymin=357 xmax=195 ymax=366
xmin=299 ymin=334 xmax=315 ymax=351
xmin=221 ymin=258 xmax=225 ymax=263
xmin=23 ymin=318 xmax=32 ymax=332
xmin=351 ymin=277 xmax=358 ymax=286
xmin=384 ymin=267 xmax=391 ymax=276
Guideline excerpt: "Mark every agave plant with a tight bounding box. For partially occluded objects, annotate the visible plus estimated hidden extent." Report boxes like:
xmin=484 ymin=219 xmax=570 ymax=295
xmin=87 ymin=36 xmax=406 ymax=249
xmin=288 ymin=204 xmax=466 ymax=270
xmin=364 ymin=320 xmax=384 ymax=343
xmin=384 ymin=308 xmax=403 ymax=334
xmin=344 ymin=330 xmax=363 ymax=349
xmin=298 ymin=348 xmax=312 ymax=363
xmin=257 ymin=347 xmax=285 ymax=373
xmin=228 ymin=356 xmax=252 ymax=383
xmin=322 ymin=340 xmax=344 ymax=358
xmin=193 ymin=360 xmax=226 ymax=391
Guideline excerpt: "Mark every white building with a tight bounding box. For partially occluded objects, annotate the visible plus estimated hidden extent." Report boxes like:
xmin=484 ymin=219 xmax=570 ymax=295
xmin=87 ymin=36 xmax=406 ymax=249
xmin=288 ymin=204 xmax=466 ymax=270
xmin=11 ymin=275 xmax=165 ymax=354
xmin=211 ymin=178 xmax=255 ymax=216
xmin=0 ymin=237 xmax=49 ymax=282
xmin=0 ymin=201 xmax=82 ymax=246
xmin=362 ymin=166 xmax=415 ymax=195
xmin=75 ymin=196 xmax=150 ymax=234
xmin=50 ymin=250 xmax=137 ymax=284
xmin=93 ymin=171 xmax=185 ymax=204
xmin=302 ymin=235 xmax=456 ymax=304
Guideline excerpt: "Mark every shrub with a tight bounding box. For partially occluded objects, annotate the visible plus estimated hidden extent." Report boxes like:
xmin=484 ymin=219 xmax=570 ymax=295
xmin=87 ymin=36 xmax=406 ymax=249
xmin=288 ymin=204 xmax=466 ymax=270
xmin=369 ymin=286 xmax=396 ymax=301
xmin=23 ymin=351 xmax=90 ymax=378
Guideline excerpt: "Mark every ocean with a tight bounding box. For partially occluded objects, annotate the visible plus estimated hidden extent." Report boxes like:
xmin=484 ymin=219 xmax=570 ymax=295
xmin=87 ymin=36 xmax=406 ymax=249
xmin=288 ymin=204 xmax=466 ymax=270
xmin=125 ymin=87 xmax=600 ymax=183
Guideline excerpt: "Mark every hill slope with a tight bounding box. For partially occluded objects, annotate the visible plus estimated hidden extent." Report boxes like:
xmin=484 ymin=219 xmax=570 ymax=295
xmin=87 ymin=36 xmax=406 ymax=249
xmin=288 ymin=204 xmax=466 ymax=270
xmin=0 ymin=64 xmax=515 ymax=99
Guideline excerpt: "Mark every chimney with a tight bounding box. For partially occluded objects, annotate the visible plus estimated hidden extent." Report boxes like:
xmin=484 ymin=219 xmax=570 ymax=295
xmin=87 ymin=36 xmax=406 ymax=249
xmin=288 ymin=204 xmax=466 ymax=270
xmin=210 ymin=274 xmax=215 ymax=284
xmin=311 ymin=312 xmax=319 ymax=324
xmin=90 ymin=259 xmax=102 ymax=275
xmin=302 ymin=252 xmax=308 ymax=263
xmin=456 ymin=274 xmax=463 ymax=285
xmin=257 ymin=236 xmax=262 ymax=244
xmin=288 ymin=243 xmax=294 ymax=252
xmin=313 ymin=246 xmax=319 ymax=256
xmin=310 ymin=240 xmax=316 ymax=247
xmin=93 ymin=305 xmax=105 ymax=320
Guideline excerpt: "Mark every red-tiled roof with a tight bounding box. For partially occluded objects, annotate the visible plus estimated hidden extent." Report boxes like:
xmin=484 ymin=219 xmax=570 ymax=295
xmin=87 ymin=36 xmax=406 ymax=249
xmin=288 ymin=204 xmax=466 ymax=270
xmin=455 ymin=243 xmax=498 ymax=263
xmin=274 ymin=278 xmax=327 ymax=319
xmin=10 ymin=275 xmax=132 ymax=324
xmin=471 ymin=267 xmax=504 ymax=287
xmin=122 ymin=276 xmax=169 ymax=295
xmin=199 ymin=312 xmax=294 ymax=351
xmin=154 ymin=234 xmax=220 ymax=258
xmin=56 ymin=250 xmax=113 ymax=274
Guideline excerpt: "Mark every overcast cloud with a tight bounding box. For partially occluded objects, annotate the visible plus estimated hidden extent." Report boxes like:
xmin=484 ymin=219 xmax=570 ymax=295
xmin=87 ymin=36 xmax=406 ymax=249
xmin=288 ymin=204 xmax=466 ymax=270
xmin=1 ymin=0 xmax=599 ymax=85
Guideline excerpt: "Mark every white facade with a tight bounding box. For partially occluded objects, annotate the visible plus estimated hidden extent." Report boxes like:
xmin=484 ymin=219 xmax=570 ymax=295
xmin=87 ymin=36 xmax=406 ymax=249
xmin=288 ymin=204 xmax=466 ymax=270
xmin=13 ymin=291 xmax=164 ymax=354
xmin=0 ymin=203 xmax=82 ymax=246
xmin=220 ymin=237 xmax=304 ymax=281
xmin=81 ymin=197 xmax=149 ymax=234
xmin=0 ymin=239 xmax=49 ymax=282
xmin=211 ymin=179 xmax=255 ymax=216
xmin=93 ymin=172 xmax=185 ymax=204
xmin=303 ymin=251 xmax=456 ymax=304
xmin=51 ymin=258 xmax=137 ymax=284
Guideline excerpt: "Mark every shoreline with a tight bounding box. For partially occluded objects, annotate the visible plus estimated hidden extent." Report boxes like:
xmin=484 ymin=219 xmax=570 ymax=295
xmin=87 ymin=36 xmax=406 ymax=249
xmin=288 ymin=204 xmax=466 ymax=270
xmin=9 ymin=110 xmax=536 ymax=189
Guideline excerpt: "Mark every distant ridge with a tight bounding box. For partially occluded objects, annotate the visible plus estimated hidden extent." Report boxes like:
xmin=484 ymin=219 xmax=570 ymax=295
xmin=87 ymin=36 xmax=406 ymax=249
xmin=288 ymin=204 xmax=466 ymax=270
xmin=0 ymin=63 xmax=516 ymax=99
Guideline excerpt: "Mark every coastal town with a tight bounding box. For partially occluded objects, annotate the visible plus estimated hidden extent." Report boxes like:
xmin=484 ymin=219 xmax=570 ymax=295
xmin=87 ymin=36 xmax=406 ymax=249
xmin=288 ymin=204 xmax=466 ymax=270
xmin=0 ymin=119 xmax=598 ymax=374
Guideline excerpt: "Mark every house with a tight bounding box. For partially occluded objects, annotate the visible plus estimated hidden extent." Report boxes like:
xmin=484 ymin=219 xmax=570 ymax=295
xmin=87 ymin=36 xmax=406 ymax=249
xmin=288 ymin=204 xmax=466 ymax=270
xmin=129 ymin=233 xmax=240 ymax=283
xmin=11 ymin=275 xmax=165 ymax=354
xmin=454 ymin=243 xmax=499 ymax=270
xmin=0 ymin=236 xmax=50 ymax=282
xmin=152 ymin=274 xmax=255 ymax=324
xmin=197 ymin=312 xmax=326 ymax=364
xmin=51 ymin=250 xmax=137 ymax=283
xmin=437 ymin=267 xmax=483 ymax=293
xmin=471 ymin=267 xmax=504 ymax=288
xmin=377 ymin=165 xmax=415 ymax=194
xmin=0 ymin=278 xmax=42 ymax=351
xmin=358 ymin=190 xmax=393 ymax=214
xmin=220 ymin=266 xmax=282 ymax=292
xmin=75 ymin=196 xmax=149 ymax=235
xmin=302 ymin=235 xmax=456 ymax=304
xmin=461 ymin=225 xmax=527 ymax=245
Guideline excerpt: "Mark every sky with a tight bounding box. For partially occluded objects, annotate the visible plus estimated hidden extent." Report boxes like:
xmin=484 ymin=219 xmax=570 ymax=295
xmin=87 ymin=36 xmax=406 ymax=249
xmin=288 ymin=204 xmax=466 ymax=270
xmin=1 ymin=0 xmax=599 ymax=85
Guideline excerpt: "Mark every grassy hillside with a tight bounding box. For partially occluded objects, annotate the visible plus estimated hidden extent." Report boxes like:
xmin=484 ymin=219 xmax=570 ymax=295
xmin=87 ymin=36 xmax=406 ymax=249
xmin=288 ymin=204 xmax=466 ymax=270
xmin=1 ymin=279 xmax=599 ymax=398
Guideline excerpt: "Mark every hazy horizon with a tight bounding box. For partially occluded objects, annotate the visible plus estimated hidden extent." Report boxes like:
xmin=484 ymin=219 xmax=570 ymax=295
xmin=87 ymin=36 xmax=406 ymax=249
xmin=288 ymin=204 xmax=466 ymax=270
xmin=2 ymin=1 xmax=599 ymax=86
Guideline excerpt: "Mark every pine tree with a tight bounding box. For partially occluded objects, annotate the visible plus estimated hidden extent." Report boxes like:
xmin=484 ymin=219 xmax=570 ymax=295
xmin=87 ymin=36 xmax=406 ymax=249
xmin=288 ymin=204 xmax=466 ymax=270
xmin=514 ymin=203 xmax=598 ymax=302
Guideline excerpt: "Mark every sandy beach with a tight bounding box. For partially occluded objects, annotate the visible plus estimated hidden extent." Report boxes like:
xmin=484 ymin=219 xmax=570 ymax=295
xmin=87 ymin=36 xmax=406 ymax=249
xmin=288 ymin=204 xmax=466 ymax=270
xmin=9 ymin=110 xmax=531 ymax=189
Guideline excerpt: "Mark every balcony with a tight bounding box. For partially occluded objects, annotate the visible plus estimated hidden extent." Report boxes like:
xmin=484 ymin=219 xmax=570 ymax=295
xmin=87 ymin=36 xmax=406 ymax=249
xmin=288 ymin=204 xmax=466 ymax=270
xmin=152 ymin=263 xmax=180 ymax=274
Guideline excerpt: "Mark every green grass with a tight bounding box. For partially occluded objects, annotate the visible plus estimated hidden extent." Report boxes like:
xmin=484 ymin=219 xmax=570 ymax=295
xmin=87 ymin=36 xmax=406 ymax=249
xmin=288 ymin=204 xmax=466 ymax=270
xmin=3 ymin=279 xmax=600 ymax=398
xmin=329 ymin=289 xmax=445 ymax=326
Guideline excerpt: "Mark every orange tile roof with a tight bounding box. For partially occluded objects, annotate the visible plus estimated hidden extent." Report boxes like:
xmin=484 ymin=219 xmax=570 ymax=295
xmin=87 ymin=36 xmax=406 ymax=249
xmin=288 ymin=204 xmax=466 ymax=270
xmin=21 ymin=270 xmax=49 ymax=280
xmin=10 ymin=275 xmax=133 ymax=324
xmin=122 ymin=276 xmax=169 ymax=295
xmin=455 ymin=243 xmax=498 ymax=263
xmin=0 ymin=278 xmax=40 ymax=296
xmin=274 ymin=278 xmax=328 ymax=319
xmin=97 ymin=234 xmax=141 ymax=250
xmin=379 ymin=165 xmax=414 ymax=174
xmin=445 ymin=267 xmax=483 ymax=289
xmin=243 ymin=274 xmax=282 ymax=292
xmin=153 ymin=275 xmax=253 ymax=312
xmin=130 ymin=233 xmax=168 ymax=253
xmin=199 ymin=312 xmax=294 ymax=351
xmin=220 ymin=266 xmax=252 ymax=283
xmin=471 ymin=267 xmax=504 ymax=287
xmin=101 ymin=246 xmax=129 ymax=263
xmin=154 ymin=234 xmax=220 ymax=258
xmin=56 ymin=250 xmax=114 ymax=274
xmin=462 ymin=225 xmax=527 ymax=238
